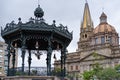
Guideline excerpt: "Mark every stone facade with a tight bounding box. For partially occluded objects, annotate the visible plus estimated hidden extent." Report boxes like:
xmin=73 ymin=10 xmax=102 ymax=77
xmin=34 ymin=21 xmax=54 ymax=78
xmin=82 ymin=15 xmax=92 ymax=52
xmin=0 ymin=41 xmax=18 ymax=76
xmin=0 ymin=41 xmax=6 ymax=76
xmin=54 ymin=2 xmax=120 ymax=80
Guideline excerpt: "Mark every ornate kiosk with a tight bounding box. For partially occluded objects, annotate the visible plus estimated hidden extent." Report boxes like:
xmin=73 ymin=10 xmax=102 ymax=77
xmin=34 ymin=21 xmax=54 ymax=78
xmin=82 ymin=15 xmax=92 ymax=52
xmin=1 ymin=4 xmax=72 ymax=79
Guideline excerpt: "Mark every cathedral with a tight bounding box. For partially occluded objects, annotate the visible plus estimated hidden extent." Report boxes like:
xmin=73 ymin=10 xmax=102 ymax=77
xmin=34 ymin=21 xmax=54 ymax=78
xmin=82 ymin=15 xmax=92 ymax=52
xmin=54 ymin=1 xmax=120 ymax=80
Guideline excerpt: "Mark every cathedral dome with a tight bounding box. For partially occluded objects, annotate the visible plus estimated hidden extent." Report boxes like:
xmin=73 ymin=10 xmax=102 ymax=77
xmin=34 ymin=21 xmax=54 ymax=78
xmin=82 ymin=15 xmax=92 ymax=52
xmin=94 ymin=23 xmax=116 ymax=34
xmin=94 ymin=12 xmax=117 ymax=34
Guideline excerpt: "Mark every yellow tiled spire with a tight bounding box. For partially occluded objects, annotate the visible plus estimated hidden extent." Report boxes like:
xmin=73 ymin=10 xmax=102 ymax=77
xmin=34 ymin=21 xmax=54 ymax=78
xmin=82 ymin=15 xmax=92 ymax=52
xmin=82 ymin=2 xmax=93 ymax=29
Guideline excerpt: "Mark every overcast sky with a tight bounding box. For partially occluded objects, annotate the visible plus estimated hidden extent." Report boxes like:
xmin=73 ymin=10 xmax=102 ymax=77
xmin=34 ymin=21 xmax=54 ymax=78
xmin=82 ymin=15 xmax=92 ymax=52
xmin=0 ymin=0 xmax=120 ymax=67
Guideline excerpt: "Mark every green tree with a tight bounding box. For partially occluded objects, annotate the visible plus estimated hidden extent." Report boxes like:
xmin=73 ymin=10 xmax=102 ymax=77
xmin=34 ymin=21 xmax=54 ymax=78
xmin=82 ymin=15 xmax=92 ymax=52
xmin=15 ymin=71 xmax=22 ymax=75
xmin=82 ymin=52 xmax=120 ymax=80
xmin=82 ymin=70 xmax=94 ymax=80
xmin=92 ymin=62 xmax=103 ymax=74
xmin=97 ymin=67 xmax=120 ymax=80
xmin=82 ymin=63 xmax=103 ymax=80
xmin=31 ymin=70 xmax=37 ymax=75
xmin=115 ymin=64 xmax=120 ymax=71
xmin=82 ymin=52 xmax=103 ymax=80
xmin=51 ymin=68 xmax=61 ymax=77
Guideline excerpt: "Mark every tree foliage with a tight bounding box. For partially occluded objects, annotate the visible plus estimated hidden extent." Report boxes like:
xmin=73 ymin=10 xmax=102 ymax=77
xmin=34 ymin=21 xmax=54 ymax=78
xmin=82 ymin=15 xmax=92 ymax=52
xmin=82 ymin=62 xmax=103 ymax=80
xmin=82 ymin=65 xmax=120 ymax=80
xmin=97 ymin=67 xmax=120 ymax=80
xmin=98 ymin=68 xmax=114 ymax=79
xmin=51 ymin=68 xmax=61 ymax=77
xmin=82 ymin=52 xmax=120 ymax=80
xmin=82 ymin=70 xmax=94 ymax=80
xmin=115 ymin=64 xmax=120 ymax=71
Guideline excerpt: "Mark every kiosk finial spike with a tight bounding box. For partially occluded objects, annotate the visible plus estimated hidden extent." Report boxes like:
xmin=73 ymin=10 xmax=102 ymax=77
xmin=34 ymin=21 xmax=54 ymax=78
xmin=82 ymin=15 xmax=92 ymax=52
xmin=38 ymin=0 xmax=40 ymax=6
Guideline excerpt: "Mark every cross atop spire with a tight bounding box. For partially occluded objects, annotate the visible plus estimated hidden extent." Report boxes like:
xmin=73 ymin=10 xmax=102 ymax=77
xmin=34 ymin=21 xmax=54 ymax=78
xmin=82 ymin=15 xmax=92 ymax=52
xmin=85 ymin=0 xmax=88 ymax=3
xmin=102 ymin=7 xmax=104 ymax=12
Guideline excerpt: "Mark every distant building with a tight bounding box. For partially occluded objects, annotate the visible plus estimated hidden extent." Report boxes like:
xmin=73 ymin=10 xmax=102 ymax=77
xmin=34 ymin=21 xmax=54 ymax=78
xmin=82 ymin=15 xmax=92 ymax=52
xmin=4 ymin=43 xmax=8 ymax=76
xmin=0 ymin=41 xmax=18 ymax=76
xmin=54 ymin=2 xmax=120 ymax=80
xmin=16 ymin=67 xmax=54 ymax=76
xmin=0 ymin=41 xmax=7 ymax=76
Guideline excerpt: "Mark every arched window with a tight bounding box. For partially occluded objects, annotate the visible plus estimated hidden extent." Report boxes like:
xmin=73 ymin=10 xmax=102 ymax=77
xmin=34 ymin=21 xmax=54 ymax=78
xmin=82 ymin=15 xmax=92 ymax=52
xmin=95 ymin=38 xmax=98 ymax=44
xmin=101 ymin=36 xmax=105 ymax=44
xmin=117 ymin=38 xmax=119 ymax=44
xmin=108 ymin=36 xmax=112 ymax=43
xmin=71 ymin=66 xmax=73 ymax=71
xmin=76 ymin=65 xmax=78 ymax=70
xmin=82 ymin=34 xmax=84 ymax=38
xmin=85 ymin=34 xmax=87 ymax=38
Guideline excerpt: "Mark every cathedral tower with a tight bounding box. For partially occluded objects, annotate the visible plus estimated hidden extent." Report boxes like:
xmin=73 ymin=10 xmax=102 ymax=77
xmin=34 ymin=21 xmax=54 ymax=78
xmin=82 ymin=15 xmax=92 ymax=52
xmin=77 ymin=2 xmax=94 ymax=51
